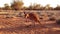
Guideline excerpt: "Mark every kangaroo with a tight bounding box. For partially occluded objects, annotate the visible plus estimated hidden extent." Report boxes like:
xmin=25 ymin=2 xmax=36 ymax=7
xmin=25 ymin=12 xmax=42 ymax=25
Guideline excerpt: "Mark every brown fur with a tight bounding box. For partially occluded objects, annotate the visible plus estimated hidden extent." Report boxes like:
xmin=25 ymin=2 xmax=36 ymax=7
xmin=25 ymin=13 xmax=40 ymax=22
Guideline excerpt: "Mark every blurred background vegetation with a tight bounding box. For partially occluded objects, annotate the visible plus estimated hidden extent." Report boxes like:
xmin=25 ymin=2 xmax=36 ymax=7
xmin=0 ymin=0 xmax=60 ymax=10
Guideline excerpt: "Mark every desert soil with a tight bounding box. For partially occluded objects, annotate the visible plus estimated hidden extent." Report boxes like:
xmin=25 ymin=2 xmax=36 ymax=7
xmin=0 ymin=17 xmax=60 ymax=34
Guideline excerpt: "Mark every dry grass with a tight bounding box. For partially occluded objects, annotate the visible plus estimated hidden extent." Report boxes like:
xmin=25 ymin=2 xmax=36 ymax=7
xmin=0 ymin=10 xmax=60 ymax=34
xmin=0 ymin=17 xmax=59 ymax=34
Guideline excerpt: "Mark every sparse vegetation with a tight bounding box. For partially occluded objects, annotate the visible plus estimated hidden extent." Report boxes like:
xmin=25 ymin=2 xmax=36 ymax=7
xmin=54 ymin=5 xmax=60 ymax=10
xmin=4 ymin=4 xmax=12 ymax=10
xmin=0 ymin=0 xmax=60 ymax=10
xmin=11 ymin=0 xmax=24 ymax=10
xmin=0 ymin=0 xmax=60 ymax=34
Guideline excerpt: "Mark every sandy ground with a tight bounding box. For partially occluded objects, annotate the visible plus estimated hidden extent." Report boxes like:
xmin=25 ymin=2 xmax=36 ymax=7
xmin=0 ymin=17 xmax=60 ymax=34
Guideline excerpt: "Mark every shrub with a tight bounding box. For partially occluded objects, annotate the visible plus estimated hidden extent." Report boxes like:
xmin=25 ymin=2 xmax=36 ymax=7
xmin=4 ymin=4 xmax=12 ymax=10
xmin=11 ymin=0 xmax=24 ymax=10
